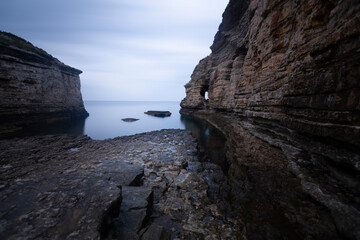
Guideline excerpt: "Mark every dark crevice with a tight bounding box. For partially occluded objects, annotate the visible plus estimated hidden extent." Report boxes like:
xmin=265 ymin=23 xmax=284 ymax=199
xmin=102 ymin=168 xmax=153 ymax=239
xmin=233 ymin=45 xmax=248 ymax=60
xmin=139 ymin=191 xmax=154 ymax=232
xmin=129 ymin=172 xmax=144 ymax=186
xmin=99 ymin=187 xmax=122 ymax=239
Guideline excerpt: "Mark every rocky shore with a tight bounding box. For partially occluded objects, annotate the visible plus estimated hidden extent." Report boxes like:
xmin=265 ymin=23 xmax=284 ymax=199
xmin=180 ymin=0 xmax=360 ymax=238
xmin=181 ymin=109 xmax=360 ymax=240
xmin=0 ymin=129 xmax=243 ymax=239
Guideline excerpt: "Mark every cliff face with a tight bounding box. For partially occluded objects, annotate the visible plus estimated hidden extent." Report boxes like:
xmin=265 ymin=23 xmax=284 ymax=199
xmin=181 ymin=0 xmax=360 ymax=145
xmin=0 ymin=31 xmax=88 ymax=122
xmin=181 ymin=1 xmax=360 ymax=239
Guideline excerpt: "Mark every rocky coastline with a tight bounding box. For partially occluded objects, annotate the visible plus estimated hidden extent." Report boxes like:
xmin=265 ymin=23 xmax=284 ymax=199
xmin=0 ymin=129 xmax=243 ymax=239
xmin=1 ymin=0 xmax=359 ymax=239
xmin=180 ymin=0 xmax=360 ymax=239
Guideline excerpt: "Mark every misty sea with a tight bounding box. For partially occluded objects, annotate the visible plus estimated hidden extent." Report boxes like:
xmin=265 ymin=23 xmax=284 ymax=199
xmin=4 ymin=101 xmax=227 ymax=167
xmin=83 ymin=101 xmax=227 ymax=171
xmin=84 ymin=101 xmax=185 ymax=140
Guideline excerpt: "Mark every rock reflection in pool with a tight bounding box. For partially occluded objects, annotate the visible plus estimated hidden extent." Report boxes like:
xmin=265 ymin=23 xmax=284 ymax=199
xmin=180 ymin=114 xmax=229 ymax=173
xmin=0 ymin=117 xmax=86 ymax=140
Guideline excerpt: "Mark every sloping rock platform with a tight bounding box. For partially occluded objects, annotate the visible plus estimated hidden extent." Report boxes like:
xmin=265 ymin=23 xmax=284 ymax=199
xmin=0 ymin=129 xmax=241 ymax=239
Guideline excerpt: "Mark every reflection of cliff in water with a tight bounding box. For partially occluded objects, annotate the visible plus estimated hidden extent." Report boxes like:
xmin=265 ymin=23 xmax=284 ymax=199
xmin=0 ymin=117 xmax=86 ymax=139
xmin=180 ymin=114 xmax=228 ymax=173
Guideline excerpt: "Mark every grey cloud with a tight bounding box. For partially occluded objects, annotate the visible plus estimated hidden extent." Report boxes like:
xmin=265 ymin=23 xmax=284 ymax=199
xmin=0 ymin=0 xmax=228 ymax=101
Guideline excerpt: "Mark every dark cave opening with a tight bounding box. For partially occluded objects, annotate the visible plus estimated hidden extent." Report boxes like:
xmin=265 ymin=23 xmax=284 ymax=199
xmin=200 ymin=85 xmax=209 ymax=101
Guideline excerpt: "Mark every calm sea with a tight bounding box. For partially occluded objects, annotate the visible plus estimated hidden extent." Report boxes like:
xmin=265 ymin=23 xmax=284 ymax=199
xmin=3 ymin=100 xmax=227 ymax=173
xmin=84 ymin=101 xmax=185 ymax=140
xmin=84 ymin=101 xmax=227 ymax=171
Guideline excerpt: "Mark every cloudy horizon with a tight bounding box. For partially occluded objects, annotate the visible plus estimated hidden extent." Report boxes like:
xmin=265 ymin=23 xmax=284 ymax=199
xmin=0 ymin=0 xmax=228 ymax=101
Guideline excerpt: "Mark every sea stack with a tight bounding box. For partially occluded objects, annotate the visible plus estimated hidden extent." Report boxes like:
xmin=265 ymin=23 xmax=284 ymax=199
xmin=0 ymin=31 xmax=88 ymax=125
xmin=181 ymin=1 xmax=360 ymax=239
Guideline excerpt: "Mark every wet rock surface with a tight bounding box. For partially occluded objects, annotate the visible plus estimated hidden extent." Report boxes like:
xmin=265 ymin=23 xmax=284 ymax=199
xmin=182 ymin=110 xmax=360 ymax=240
xmin=0 ymin=135 xmax=137 ymax=239
xmin=0 ymin=129 xmax=243 ymax=239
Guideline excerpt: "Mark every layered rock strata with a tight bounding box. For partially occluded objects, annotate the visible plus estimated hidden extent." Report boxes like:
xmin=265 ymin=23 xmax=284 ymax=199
xmin=181 ymin=0 xmax=360 ymax=239
xmin=181 ymin=0 xmax=360 ymax=146
xmin=0 ymin=31 xmax=88 ymax=124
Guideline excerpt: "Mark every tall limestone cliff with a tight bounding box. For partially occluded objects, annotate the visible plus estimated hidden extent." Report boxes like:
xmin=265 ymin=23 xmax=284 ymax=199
xmin=181 ymin=0 xmax=360 ymax=146
xmin=181 ymin=0 xmax=360 ymax=239
xmin=0 ymin=31 xmax=88 ymax=124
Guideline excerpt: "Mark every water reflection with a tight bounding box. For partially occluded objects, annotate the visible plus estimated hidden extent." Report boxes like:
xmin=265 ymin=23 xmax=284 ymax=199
xmin=84 ymin=101 xmax=184 ymax=139
xmin=180 ymin=114 xmax=228 ymax=173
xmin=0 ymin=117 xmax=86 ymax=139
xmin=0 ymin=102 xmax=228 ymax=175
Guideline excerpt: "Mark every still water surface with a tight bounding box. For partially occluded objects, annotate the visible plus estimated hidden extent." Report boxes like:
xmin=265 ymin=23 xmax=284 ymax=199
xmin=5 ymin=101 xmax=227 ymax=169
xmin=84 ymin=101 xmax=227 ymax=172
xmin=84 ymin=101 xmax=185 ymax=139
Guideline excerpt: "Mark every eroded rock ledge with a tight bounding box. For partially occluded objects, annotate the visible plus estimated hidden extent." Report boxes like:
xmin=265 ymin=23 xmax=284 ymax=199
xmin=0 ymin=129 xmax=242 ymax=239
xmin=0 ymin=31 xmax=88 ymax=125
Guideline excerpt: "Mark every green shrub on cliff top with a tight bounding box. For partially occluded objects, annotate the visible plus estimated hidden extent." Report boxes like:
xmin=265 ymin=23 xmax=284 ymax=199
xmin=0 ymin=31 xmax=53 ymax=59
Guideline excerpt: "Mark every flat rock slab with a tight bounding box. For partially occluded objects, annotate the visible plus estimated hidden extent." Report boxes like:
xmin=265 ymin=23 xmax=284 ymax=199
xmin=120 ymin=186 xmax=153 ymax=211
xmin=100 ymin=160 xmax=144 ymax=186
xmin=122 ymin=118 xmax=139 ymax=122
xmin=112 ymin=186 xmax=153 ymax=239
xmin=0 ymin=135 xmax=143 ymax=239
xmin=141 ymin=223 xmax=170 ymax=240
xmin=144 ymin=111 xmax=171 ymax=117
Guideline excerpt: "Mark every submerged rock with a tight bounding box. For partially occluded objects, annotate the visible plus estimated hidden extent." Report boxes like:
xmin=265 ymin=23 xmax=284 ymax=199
xmin=122 ymin=118 xmax=139 ymax=122
xmin=144 ymin=111 xmax=171 ymax=117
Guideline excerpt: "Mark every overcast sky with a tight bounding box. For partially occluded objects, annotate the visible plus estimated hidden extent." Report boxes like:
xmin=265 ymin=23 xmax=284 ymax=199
xmin=0 ymin=0 xmax=228 ymax=101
